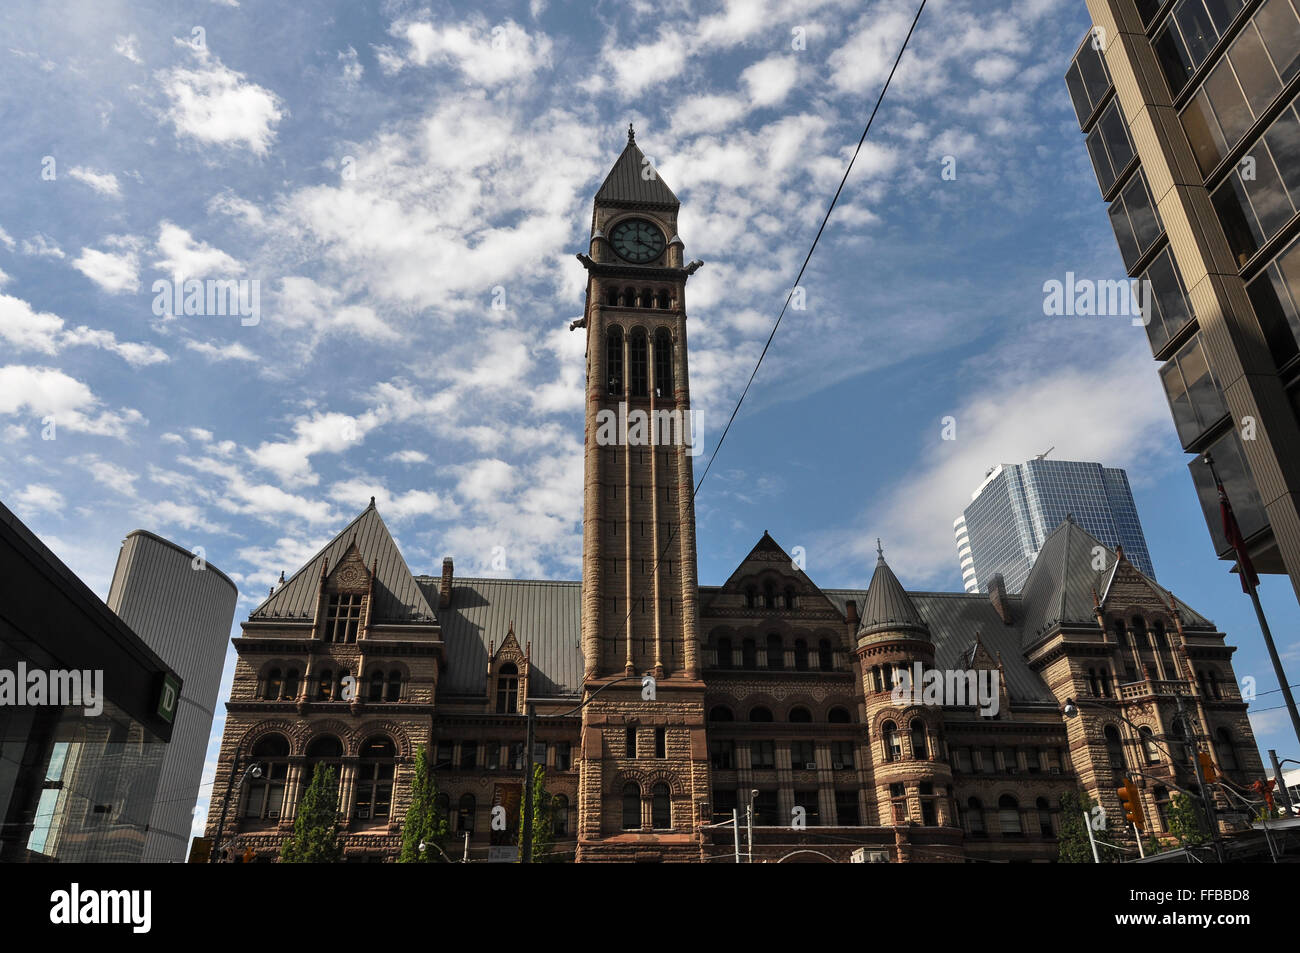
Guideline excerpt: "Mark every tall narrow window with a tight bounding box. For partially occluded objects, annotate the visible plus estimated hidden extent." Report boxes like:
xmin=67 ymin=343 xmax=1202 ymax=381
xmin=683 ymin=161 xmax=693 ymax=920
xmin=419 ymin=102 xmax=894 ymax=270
xmin=316 ymin=668 xmax=334 ymax=701
xmin=368 ymin=670 xmax=384 ymax=702
xmin=1215 ymin=727 xmax=1239 ymax=771
xmin=282 ymin=668 xmax=299 ymax=700
xmin=606 ymin=326 xmax=624 ymax=396
xmin=818 ymin=639 xmax=834 ymax=671
xmin=654 ymin=727 xmax=666 ymax=759
xmin=625 ymin=725 xmax=638 ymax=758
xmin=628 ymin=328 xmax=648 ymax=397
xmin=742 ymin=638 xmax=757 ymax=669
xmin=651 ymin=783 xmax=671 ymax=829
xmin=553 ymin=795 xmax=570 ymax=836
xmin=385 ymin=669 xmax=402 ymax=702
xmin=910 ymin=719 xmax=928 ymax=760
xmin=1104 ymin=724 xmax=1127 ymax=779
xmin=716 ymin=637 xmax=733 ymax=668
xmin=966 ymin=797 xmax=986 ymax=836
xmin=883 ymin=721 xmax=901 ymax=762
xmin=1037 ymin=797 xmax=1054 ymax=838
xmin=457 ymin=794 xmax=476 ymax=832
xmin=264 ymin=668 xmax=282 ymax=701
xmin=998 ymin=795 xmax=1022 ymax=835
xmin=325 ymin=593 xmax=363 ymax=643
xmin=794 ymin=639 xmax=809 ymax=671
xmin=1141 ymin=726 xmax=1161 ymax=764
xmin=354 ymin=737 xmax=395 ymax=822
xmin=766 ymin=634 xmax=784 ymax=670
xmin=622 ymin=783 xmax=641 ymax=830
xmin=495 ymin=663 xmax=518 ymax=714
xmin=654 ymin=328 xmax=673 ymax=398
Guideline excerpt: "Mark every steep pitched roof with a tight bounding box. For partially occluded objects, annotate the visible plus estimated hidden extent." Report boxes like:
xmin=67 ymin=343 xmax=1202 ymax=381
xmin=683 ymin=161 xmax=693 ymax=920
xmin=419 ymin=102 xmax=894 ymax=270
xmin=858 ymin=546 xmax=929 ymax=640
xmin=1017 ymin=517 xmax=1214 ymax=646
xmin=421 ymin=577 xmax=582 ymax=699
xmin=248 ymin=502 xmax=435 ymax=624
xmin=595 ymin=126 xmax=680 ymax=208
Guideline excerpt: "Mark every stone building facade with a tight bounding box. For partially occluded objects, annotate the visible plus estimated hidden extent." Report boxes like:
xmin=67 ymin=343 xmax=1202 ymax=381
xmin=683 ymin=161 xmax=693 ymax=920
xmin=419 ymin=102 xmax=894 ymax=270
xmin=205 ymin=131 xmax=1265 ymax=863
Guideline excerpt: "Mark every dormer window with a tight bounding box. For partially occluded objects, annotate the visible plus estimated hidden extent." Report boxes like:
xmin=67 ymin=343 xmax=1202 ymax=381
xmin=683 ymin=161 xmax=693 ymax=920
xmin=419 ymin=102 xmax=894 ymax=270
xmin=496 ymin=662 xmax=519 ymax=714
xmin=325 ymin=592 xmax=362 ymax=643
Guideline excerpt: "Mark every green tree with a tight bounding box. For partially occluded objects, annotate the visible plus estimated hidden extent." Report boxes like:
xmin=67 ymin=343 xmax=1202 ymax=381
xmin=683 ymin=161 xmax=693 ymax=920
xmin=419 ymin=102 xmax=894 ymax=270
xmin=515 ymin=763 xmax=556 ymax=862
xmin=399 ymin=746 xmax=450 ymax=863
xmin=1167 ymin=792 xmax=1210 ymax=847
xmin=280 ymin=764 xmax=343 ymax=863
xmin=1057 ymin=790 xmax=1124 ymax=863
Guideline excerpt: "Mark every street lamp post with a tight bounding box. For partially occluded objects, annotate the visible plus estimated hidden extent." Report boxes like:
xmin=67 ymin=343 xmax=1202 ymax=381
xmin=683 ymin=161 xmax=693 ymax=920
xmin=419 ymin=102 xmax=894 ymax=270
xmin=211 ymin=759 xmax=263 ymax=863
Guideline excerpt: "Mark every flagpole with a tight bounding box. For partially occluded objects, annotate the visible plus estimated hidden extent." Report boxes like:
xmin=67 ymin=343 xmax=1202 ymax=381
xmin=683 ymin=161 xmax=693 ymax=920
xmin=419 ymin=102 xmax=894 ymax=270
xmin=1203 ymin=454 xmax=1300 ymax=753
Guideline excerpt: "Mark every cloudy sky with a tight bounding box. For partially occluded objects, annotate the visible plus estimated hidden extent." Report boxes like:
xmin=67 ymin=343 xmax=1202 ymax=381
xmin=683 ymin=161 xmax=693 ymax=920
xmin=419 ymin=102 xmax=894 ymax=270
xmin=3 ymin=0 xmax=1298 ymax=837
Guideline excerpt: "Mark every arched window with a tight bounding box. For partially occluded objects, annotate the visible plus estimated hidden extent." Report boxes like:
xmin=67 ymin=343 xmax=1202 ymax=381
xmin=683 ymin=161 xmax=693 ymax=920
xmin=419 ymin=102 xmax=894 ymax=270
xmin=1036 ymin=797 xmax=1054 ymax=837
xmin=264 ymin=668 xmax=282 ymax=700
xmin=355 ymin=737 xmax=395 ymax=822
xmin=744 ymin=586 xmax=757 ymax=609
xmin=606 ymin=326 xmax=624 ymax=395
xmin=605 ymin=287 xmax=619 ymax=307
xmin=386 ymin=669 xmax=402 ymax=702
xmin=368 ymin=670 xmax=385 ymax=702
xmin=656 ymin=291 xmax=670 ymax=309
xmin=998 ymin=795 xmax=1022 ymax=834
xmin=741 ymin=638 xmax=757 ymax=670
xmin=784 ymin=587 xmax=796 ymax=610
xmin=828 ymin=707 xmax=851 ymax=724
xmin=435 ymin=792 xmax=450 ymax=822
xmin=282 ymin=668 xmax=299 ymax=700
xmin=304 ymin=735 xmax=343 ymax=805
xmin=966 ymin=797 xmax=986 ymax=835
xmin=708 ymin=705 xmax=734 ymax=722
xmin=243 ymin=735 xmax=290 ymax=820
xmin=794 ymin=639 xmax=809 ymax=671
xmin=457 ymin=793 xmax=476 ymax=833
xmin=639 ymin=288 xmax=653 ymax=308
xmin=1087 ymin=668 xmax=1100 ymax=697
xmin=1104 ymin=724 xmax=1127 ymax=777
xmin=872 ymin=666 xmax=884 ymax=693
xmin=818 ymin=639 xmax=834 ymax=671
xmin=496 ymin=663 xmax=518 ymax=714
xmin=622 ymin=782 xmax=641 ymax=830
xmin=910 ymin=719 xmax=928 ymax=760
xmin=651 ymin=783 xmax=671 ymax=829
xmin=653 ymin=328 xmax=673 ymax=398
xmin=763 ymin=582 xmax=777 ymax=609
xmin=553 ymin=794 xmax=570 ymax=836
xmin=1208 ymin=671 xmax=1223 ymax=699
xmin=621 ymin=287 xmax=635 ymax=307
xmin=883 ymin=721 xmax=901 ymax=761
xmin=1170 ymin=720 xmax=1189 ymax=764
xmin=716 ymin=637 xmax=733 ymax=668
xmin=749 ymin=706 xmax=773 ymax=723
xmin=628 ymin=328 xmax=648 ymax=397
xmin=1214 ymin=727 xmax=1239 ymax=771
xmin=316 ymin=668 xmax=335 ymax=701
xmin=789 ymin=706 xmax=812 ymax=723
xmin=1140 ymin=726 xmax=1161 ymax=764
xmin=766 ymin=634 xmax=784 ymax=670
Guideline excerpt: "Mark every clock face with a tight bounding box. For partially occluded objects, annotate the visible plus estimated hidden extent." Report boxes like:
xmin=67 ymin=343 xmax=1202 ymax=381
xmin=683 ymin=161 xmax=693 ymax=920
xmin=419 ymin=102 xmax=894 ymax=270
xmin=610 ymin=218 xmax=666 ymax=263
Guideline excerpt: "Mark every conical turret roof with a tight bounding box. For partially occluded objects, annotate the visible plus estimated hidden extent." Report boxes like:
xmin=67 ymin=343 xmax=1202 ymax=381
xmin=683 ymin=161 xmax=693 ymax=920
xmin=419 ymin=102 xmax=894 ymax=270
xmin=858 ymin=542 xmax=930 ymax=641
xmin=595 ymin=124 xmax=680 ymax=209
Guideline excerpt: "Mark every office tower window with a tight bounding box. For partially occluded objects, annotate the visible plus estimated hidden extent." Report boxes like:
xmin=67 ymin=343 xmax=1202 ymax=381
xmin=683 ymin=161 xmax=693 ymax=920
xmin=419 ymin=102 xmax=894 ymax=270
xmin=1086 ymin=98 xmax=1135 ymax=195
xmin=1141 ymin=247 xmax=1196 ymax=355
xmin=1160 ymin=334 xmax=1230 ymax=446
xmin=1108 ymin=170 xmax=1165 ymax=272
xmin=1066 ymin=34 xmax=1111 ymax=125
xmin=1247 ymin=231 xmax=1300 ymax=366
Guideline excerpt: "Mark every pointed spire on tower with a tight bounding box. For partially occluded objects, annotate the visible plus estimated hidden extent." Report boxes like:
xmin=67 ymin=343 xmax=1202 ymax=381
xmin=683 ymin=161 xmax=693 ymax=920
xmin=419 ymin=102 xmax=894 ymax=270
xmin=858 ymin=542 xmax=930 ymax=642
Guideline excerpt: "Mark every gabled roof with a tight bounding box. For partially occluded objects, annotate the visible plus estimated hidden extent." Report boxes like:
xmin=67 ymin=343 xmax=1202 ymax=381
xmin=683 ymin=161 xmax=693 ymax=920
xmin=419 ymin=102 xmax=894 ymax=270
xmin=595 ymin=126 xmax=680 ymax=209
xmin=1017 ymin=518 xmax=1213 ymax=646
xmin=421 ymin=577 xmax=582 ymax=699
xmin=248 ymin=502 xmax=436 ymax=624
xmin=858 ymin=546 xmax=929 ymax=640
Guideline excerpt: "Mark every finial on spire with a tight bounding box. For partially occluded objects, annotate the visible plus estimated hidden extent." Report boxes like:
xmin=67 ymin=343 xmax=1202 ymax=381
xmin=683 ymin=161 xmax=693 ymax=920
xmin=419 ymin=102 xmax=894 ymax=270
xmin=627 ymin=122 xmax=635 ymax=144
xmin=876 ymin=538 xmax=884 ymax=560
xmin=369 ymin=496 xmax=375 ymax=508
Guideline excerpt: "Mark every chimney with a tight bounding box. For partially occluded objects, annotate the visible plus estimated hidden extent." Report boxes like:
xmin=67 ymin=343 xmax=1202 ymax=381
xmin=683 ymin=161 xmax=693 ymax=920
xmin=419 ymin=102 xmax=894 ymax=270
xmin=987 ymin=573 xmax=1012 ymax=625
xmin=845 ymin=599 xmax=859 ymax=627
xmin=439 ymin=557 xmax=454 ymax=609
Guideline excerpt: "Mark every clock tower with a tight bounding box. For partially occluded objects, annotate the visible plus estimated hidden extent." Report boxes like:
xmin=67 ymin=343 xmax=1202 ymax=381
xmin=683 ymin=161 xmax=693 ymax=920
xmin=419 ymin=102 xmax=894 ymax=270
xmin=574 ymin=126 xmax=710 ymax=861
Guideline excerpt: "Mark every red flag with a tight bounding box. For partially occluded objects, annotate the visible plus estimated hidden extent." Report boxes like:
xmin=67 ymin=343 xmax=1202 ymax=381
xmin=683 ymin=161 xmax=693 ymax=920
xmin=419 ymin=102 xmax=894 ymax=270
xmin=1217 ymin=478 xmax=1259 ymax=594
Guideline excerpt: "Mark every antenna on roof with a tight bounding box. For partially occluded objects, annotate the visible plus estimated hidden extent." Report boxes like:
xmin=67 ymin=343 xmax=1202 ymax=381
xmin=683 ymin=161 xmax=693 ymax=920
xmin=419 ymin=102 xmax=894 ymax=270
xmin=1035 ymin=446 xmax=1055 ymax=460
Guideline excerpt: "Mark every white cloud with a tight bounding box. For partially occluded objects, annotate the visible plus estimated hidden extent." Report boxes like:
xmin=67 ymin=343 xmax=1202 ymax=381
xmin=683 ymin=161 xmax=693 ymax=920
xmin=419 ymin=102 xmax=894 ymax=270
xmin=73 ymin=244 xmax=140 ymax=293
xmin=0 ymin=366 xmax=143 ymax=437
xmin=207 ymin=191 xmax=265 ymax=227
xmin=67 ymin=166 xmax=122 ymax=197
xmin=391 ymin=17 xmax=552 ymax=85
xmin=0 ymin=293 xmax=62 ymax=353
xmin=389 ymin=449 xmax=429 ymax=464
xmin=114 ymin=34 xmax=142 ymax=64
xmin=741 ymin=55 xmax=801 ymax=107
xmin=158 ymin=48 xmax=285 ymax=156
xmin=61 ymin=326 xmax=169 ymax=366
xmin=14 ymin=483 xmax=65 ymax=515
xmin=21 ymin=234 xmax=63 ymax=259
xmin=185 ymin=339 xmax=259 ymax=362
xmin=328 ymin=478 xmax=457 ymax=521
xmin=154 ymin=221 xmax=241 ymax=281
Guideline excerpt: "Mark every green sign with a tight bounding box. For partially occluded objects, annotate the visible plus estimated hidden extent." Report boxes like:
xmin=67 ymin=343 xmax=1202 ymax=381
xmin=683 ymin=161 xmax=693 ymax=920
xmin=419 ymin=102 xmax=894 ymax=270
xmin=157 ymin=672 xmax=181 ymax=723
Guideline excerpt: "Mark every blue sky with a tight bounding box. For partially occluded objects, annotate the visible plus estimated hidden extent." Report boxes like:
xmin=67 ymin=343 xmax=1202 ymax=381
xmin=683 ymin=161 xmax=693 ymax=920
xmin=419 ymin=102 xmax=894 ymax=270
xmin=2 ymin=0 xmax=1298 ymax=838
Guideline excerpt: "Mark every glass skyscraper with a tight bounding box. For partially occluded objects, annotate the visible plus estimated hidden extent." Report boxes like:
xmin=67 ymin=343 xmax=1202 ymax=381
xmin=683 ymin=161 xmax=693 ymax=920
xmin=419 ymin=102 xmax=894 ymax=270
xmin=955 ymin=458 xmax=1155 ymax=593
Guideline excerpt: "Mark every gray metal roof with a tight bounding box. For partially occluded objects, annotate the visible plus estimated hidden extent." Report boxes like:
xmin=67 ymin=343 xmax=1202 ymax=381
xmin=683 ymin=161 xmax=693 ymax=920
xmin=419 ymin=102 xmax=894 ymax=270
xmin=1017 ymin=518 xmax=1213 ymax=645
xmin=421 ymin=577 xmax=583 ymax=699
xmin=595 ymin=130 xmax=680 ymax=208
xmin=248 ymin=503 xmax=435 ymax=624
xmin=825 ymin=588 xmax=1055 ymax=704
xmin=858 ymin=553 xmax=929 ymax=639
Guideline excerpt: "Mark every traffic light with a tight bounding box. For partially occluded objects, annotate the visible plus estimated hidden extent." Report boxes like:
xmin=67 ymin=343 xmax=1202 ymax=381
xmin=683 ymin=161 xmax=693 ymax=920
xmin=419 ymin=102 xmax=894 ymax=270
xmin=1198 ymin=752 xmax=1218 ymax=783
xmin=1117 ymin=777 xmax=1145 ymax=831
